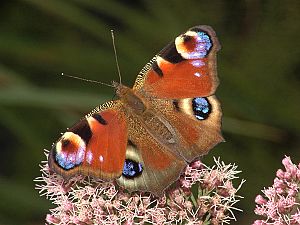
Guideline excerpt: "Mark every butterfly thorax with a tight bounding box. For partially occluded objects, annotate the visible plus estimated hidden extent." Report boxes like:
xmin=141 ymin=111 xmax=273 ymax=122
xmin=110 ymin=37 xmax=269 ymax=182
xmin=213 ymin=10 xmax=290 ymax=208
xmin=115 ymin=84 xmax=178 ymax=149
xmin=115 ymin=83 xmax=146 ymax=115
xmin=114 ymin=82 xmax=177 ymax=145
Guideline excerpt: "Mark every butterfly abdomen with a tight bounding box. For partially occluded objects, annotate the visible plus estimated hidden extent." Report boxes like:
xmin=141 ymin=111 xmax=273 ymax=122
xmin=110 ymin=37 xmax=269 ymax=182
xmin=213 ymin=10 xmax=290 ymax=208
xmin=142 ymin=111 xmax=176 ymax=144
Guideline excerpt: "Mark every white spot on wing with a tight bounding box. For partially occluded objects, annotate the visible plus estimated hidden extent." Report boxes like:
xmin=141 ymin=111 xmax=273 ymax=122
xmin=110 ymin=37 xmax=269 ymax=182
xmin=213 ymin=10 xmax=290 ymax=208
xmin=194 ymin=72 xmax=201 ymax=77
xmin=191 ymin=60 xmax=205 ymax=67
xmin=99 ymin=155 xmax=104 ymax=162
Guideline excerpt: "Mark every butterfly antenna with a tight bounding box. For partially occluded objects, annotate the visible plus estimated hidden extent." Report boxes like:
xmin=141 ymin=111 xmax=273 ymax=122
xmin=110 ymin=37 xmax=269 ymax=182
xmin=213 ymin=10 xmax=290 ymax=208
xmin=61 ymin=73 xmax=114 ymax=88
xmin=111 ymin=30 xmax=122 ymax=85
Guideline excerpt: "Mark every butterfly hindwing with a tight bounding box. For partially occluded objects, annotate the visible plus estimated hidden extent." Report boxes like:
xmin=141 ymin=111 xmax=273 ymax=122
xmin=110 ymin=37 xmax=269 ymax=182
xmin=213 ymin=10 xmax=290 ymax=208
xmin=117 ymin=115 xmax=186 ymax=195
xmin=133 ymin=25 xmax=220 ymax=99
xmin=166 ymin=95 xmax=223 ymax=161
xmin=48 ymin=100 xmax=128 ymax=180
xmin=115 ymin=96 xmax=222 ymax=195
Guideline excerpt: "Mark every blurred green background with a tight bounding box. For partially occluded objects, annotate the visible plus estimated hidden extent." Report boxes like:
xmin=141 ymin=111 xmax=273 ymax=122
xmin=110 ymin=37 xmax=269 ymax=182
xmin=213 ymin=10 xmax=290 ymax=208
xmin=0 ymin=0 xmax=299 ymax=224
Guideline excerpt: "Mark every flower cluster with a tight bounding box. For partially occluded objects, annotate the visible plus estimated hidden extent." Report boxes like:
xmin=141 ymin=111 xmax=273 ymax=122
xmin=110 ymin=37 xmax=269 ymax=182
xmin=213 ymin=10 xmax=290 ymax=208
xmin=35 ymin=151 xmax=244 ymax=225
xmin=253 ymin=156 xmax=300 ymax=225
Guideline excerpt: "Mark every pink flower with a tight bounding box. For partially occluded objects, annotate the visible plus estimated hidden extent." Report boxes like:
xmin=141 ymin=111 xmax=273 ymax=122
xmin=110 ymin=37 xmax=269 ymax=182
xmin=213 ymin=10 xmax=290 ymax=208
xmin=36 ymin=151 xmax=244 ymax=224
xmin=253 ymin=156 xmax=300 ymax=225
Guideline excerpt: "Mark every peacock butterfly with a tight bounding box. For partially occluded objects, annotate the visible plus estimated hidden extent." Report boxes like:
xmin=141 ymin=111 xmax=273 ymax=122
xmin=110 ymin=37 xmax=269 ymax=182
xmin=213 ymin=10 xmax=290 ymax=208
xmin=48 ymin=25 xmax=223 ymax=195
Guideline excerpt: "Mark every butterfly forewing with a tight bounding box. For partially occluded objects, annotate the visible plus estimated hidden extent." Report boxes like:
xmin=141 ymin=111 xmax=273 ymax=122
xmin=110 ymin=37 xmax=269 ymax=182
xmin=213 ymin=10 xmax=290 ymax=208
xmin=133 ymin=25 xmax=220 ymax=99
xmin=48 ymin=100 xmax=128 ymax=180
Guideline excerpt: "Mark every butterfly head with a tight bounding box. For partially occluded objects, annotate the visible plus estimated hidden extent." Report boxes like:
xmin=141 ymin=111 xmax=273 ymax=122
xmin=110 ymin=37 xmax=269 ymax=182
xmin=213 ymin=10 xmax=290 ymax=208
xmin=112 ymin=81 xmax=125 ymax=95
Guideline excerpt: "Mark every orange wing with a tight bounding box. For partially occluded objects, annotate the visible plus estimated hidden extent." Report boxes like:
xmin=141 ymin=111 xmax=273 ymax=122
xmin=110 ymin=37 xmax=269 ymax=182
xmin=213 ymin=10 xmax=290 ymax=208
xmin=115 ymin=95 xmax=223 ymax=195
xmin=164 ymin=95 xmax=224 ymax=161
xmin=133 ymin=25 xmax=220 ymax=99
xmin=48 ymin=101 xmax=128 ymax=180
xmin=117 ymin=114 xmax=186 ymax=195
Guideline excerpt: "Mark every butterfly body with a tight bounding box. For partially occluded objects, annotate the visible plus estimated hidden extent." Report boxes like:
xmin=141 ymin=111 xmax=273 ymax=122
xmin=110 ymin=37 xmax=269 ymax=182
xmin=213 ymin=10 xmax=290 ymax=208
xmin=49 ymin=25 xmax=223 ymax=195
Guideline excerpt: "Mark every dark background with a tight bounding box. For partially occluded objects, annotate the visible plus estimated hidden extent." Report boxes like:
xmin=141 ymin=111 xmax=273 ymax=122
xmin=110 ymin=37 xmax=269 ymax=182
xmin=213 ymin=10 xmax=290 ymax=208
xmin=0 ymin=1 xmax=299 ymax=224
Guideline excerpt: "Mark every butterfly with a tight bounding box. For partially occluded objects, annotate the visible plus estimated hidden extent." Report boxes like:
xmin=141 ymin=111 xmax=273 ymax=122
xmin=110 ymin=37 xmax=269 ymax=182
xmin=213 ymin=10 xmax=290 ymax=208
xmin=48 ymin=25 xmax=223 ymax=195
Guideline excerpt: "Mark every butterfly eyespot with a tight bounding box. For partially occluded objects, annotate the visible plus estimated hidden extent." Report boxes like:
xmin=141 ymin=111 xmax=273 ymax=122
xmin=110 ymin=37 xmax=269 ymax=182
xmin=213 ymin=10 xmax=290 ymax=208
xmin=192 ymin=97 xmax=211 ymax=120
xmin=182 ymin=34 xmax=193 ymax=43
xmin=61 ymin=139 xmax=70 ymax=148
xmin=54 ymin=132 xmax=86 ymax=170
xmin=122 ymin=159 xmax=143 ymax=179
xmin=176 ymin=30 xmax=212 ymax=60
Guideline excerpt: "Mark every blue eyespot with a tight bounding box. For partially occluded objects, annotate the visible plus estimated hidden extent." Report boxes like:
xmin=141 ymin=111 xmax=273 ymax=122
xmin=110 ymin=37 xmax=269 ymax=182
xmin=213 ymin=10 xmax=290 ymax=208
xmin=55 ymin=146 xmax=85 ymax=170
xmin=122 ymin=159 xmax=143 ymax=179
xmin=197 ymin=32 xmax=212 ymax=52
xmin=184 ymin=32 xmax=212 ymax=59
xmin=192 ymin=97 xmax=211 ymax=120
